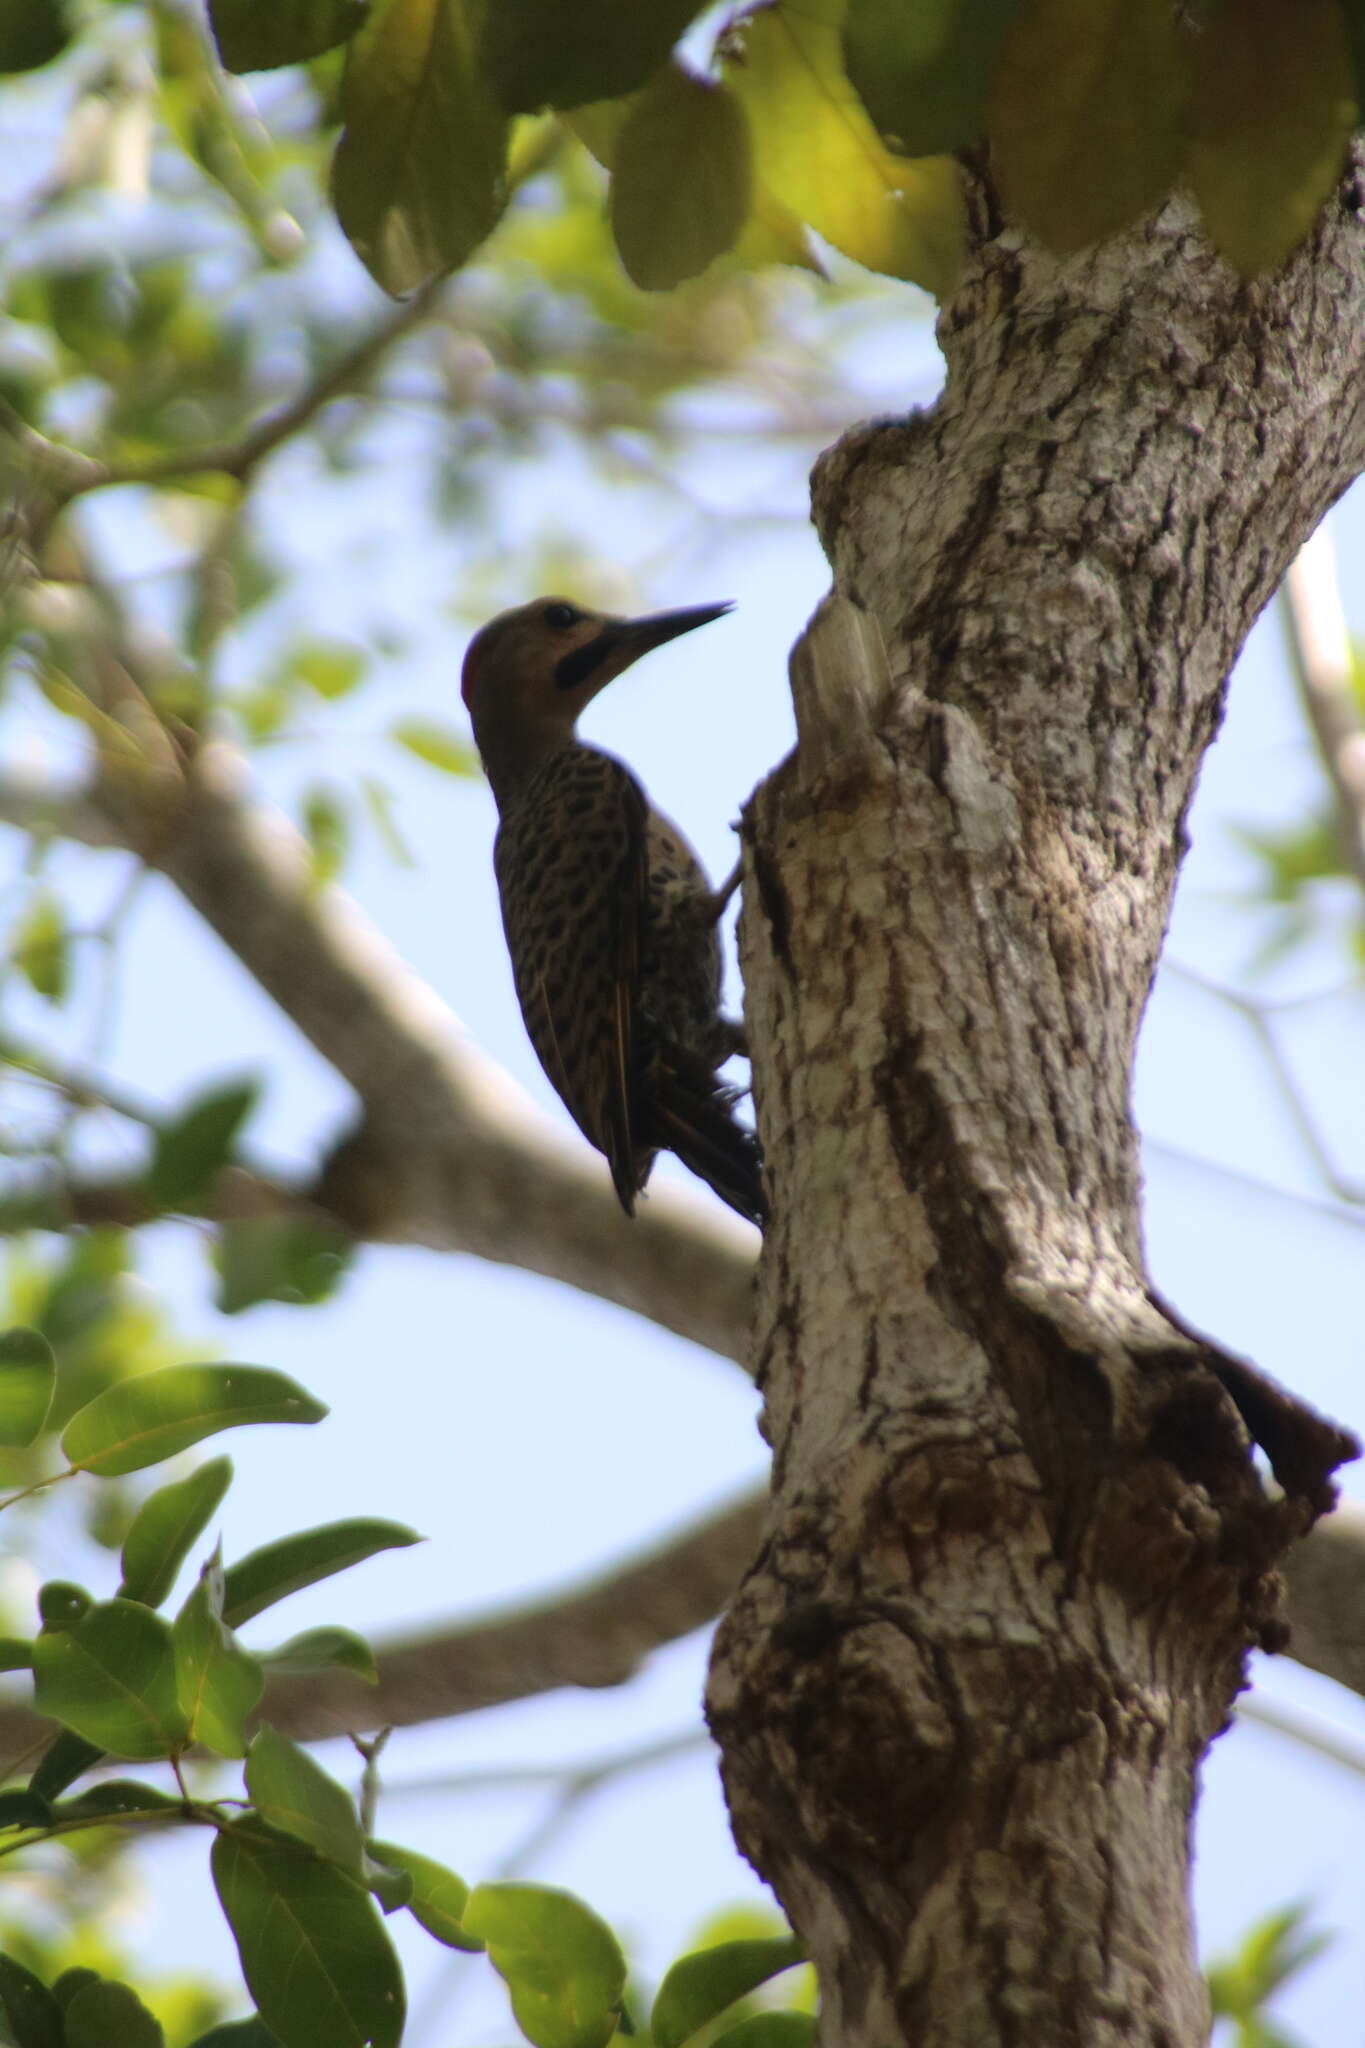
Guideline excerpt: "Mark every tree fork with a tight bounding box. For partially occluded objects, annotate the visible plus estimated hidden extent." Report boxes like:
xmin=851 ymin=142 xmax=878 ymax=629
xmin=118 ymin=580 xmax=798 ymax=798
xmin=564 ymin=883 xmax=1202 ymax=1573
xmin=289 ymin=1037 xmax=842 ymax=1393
xmin=707 ymin=171 xmax=1364 ymax=2047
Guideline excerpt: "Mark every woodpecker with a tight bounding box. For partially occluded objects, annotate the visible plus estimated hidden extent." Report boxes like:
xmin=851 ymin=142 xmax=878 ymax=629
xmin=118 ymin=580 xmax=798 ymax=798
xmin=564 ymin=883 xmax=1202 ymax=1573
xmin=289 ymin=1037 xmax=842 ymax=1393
xmin=462 ymin=595 xmax=766 ymax=1228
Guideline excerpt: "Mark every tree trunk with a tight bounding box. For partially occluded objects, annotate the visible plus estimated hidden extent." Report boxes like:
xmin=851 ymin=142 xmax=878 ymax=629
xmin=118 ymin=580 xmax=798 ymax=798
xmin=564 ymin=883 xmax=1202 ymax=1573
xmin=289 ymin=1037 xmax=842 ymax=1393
xmin=706 ymin=173 xmax=1365 ymax=2046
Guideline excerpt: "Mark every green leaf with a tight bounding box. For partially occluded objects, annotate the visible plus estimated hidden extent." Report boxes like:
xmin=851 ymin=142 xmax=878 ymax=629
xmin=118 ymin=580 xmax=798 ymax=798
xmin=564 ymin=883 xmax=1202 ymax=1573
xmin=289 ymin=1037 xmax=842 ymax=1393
xmin=0 ymin=1640 xmax=32 ymax=1672
xmin=293 ymin=639 xmax=369 ymax=699
xmin=0 ymin=1328 xmax=55 ymax=1448
xmin=53 ymin=1780 xmax=184 ymax=1821
xmin=259 ymin=1627 xmax=377 ymax=1682
xmin=990 ymin=0 xmax=1188 ymax=250
xmin=244 ymin=1727 xmax=364 ymax=1873
xmin=63 ymin=1979 xmax=165 ymax=2048
xmin=389 ymin=716 xmax=478 ymax=776
xmin=479 ymin=0 xmax=707 ymax=112
xmin=210 ymin=0 xmax=366 ymax=72
xmin=212 ymin=1822 xmax=405 ymax=2048
xmin=37 ymin=1582 xmax=92 ymax=1630
xmin=1187 ymin=0 xmax=1356 ymax=275
xmin=215 ymin=1216 xmax=354 ymax=1316
xmin=332 ymin=0 xmax=509 ymax=296
xmin=463 ymin=1882 xmax=627 ymax=2048
xmin=222 ymin=1518 xmax=421 ymax=1628
xmin=368 ymin=1840 xmax=481 ymax=1950
xmin=709 ymin=2019 xmax=816 ymax=2048
xmin=119 ymin=1457 xmax=234 ymax=1609
xmin=146 ymin=1080 xmax=260 ymax=1212
xmin=0 ymin=1953 xmax=64 ymax=2048
xmin=360 ymin=778 xmax=416 ymax=866
xmin=187 ymin=2020 xmax=283 ymax=2046
xmin=0 ymin=0 xmax=71 ymax=75
xmin=844 ymin=0 xmax=1020 ymax=155
xmin=652 ymin=1938 xmax=807 ymax=2048
xmin=51 ymin=1971 xmax=100 ymax=2013
xmin=62 ymin=1363 xmax=327 ymax=1478
xmin=726 ymin=0 xmax=964 ymax=296
xmin=188 ymin=2022 xmax=283 ymax=2047
xmin=0 ymin=1788 xmax=51 ymax=1830
xmin=362 ymin=1853 xmax=413 ymax=1913
xmin=32 ymin=1599 xmax=188 ymax=1761
xmin=301 ymin=785 xmax=349 ymax=888
xmin=173 ymin=1556 xmax=264 ymax=1757
xmin=11 ymin=890 xmax=68 ymax=1002
xmin=610 ymin=65 xmax=751 ymax=290
xmin=28 ymin=1729 xmax=103 ymax=1802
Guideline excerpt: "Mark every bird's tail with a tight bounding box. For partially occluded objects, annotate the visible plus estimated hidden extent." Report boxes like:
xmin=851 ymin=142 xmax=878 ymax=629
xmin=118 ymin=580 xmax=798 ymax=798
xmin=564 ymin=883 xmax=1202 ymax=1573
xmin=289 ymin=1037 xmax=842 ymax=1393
xmin=649 ymin=1044 xmax=768 ymax=1229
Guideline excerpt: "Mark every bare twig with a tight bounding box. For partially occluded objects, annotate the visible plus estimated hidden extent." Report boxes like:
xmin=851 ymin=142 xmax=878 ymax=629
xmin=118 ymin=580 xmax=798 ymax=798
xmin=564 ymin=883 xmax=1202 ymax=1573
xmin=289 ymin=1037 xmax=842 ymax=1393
xmin=1164 ymin=960 xmax=1365 ymax=1203
xmin=1282 ymin=522 xmax=1365 ymax=896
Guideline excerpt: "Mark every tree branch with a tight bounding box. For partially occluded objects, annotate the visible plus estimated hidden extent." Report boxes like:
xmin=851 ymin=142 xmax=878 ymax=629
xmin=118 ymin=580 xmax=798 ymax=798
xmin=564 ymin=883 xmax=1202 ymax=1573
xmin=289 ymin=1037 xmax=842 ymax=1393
xmin=0 ymin=756 xmax=758 ymax=1363
xmin=0 ymin=1489 xmax=768 ymax=1772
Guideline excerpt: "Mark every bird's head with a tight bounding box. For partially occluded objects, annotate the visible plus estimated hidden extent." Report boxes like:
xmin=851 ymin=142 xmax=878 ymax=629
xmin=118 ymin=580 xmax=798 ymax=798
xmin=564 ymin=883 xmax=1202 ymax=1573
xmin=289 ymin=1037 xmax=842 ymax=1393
xmin=460 ymin=595 xmax=733 ymax=795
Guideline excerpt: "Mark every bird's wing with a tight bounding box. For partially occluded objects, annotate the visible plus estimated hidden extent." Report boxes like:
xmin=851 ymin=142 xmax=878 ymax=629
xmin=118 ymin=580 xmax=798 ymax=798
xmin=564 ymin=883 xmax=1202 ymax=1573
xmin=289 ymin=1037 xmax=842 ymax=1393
xmin=602 ymin=770 xmax=650 ymax=1208
xmin=495 ymin=749 xmax=652 ymax=1212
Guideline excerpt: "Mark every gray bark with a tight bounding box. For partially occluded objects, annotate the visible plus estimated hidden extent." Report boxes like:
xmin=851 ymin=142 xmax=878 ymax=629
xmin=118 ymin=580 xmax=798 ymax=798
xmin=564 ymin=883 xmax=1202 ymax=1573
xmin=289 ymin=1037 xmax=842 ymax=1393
xmin=707 ymin=177 xmax=1365 ymax=2047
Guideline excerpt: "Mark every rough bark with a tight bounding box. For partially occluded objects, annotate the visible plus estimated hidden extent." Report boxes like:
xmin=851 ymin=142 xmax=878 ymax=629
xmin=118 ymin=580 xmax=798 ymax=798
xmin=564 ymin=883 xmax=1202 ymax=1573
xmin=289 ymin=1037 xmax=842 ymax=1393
xmin=707 ymin=176 xmax=1365 ymax=2047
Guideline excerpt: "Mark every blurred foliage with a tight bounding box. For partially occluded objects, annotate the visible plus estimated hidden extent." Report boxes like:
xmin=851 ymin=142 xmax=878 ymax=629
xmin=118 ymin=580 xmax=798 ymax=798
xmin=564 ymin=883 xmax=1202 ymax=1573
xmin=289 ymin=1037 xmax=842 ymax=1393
xmin=1207 ymin=1901 xmax=1333 ymax=2048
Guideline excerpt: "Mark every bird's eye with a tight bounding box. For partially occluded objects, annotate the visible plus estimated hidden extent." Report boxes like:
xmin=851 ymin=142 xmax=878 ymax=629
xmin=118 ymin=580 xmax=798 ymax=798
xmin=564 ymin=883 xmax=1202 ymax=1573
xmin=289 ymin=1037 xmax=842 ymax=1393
xmin=544 ymin=601 xmax=581 ymax=631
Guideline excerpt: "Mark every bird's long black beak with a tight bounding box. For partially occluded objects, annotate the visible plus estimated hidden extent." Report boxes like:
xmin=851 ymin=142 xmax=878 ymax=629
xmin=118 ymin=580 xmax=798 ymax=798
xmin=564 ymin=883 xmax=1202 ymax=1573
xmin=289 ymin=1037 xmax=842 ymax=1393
xmin=555 ymin=602 xmax=733 ymax=691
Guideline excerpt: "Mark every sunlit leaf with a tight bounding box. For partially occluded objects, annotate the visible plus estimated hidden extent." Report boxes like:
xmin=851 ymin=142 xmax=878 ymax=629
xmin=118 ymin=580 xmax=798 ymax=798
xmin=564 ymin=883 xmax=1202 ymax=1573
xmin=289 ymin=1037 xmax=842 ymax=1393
xmin=32 ymin=1598 xmax=188 ymax=1760
xmin=173 ymin=1555 xmax=264 ymax=1757
xmin=222 ymin=1518 xmax=421 ymax=1628
xmin=212 ymin=1822 xmax=405 ymax=2048
xmin=464 ymin=1882 xmax=627 ymax=2048
xmin=301 ymin=785 xmax=349 ymax=887
xmin=845 ymin=0 xmax=1020 ymax=154
xmin=210 ymin=0 xmax=366 ymax=72
xmin=1186 ymin=0 xmax=1356 ymax=275
xmin=63 ymin=1978 xmax=166 ymax=2048
xmin=369 ymin=1839 xmax=482 ymax=1950
xmin=611 ymin=65 xmax=751 ymax=289
xmin=990 ymin=0 xmax=1188 ymax=249
xmin=0 ymin=1327 xmax=55 ymax=1447
xmin=119 ymin=1457 xmax=234 ymax=1609
xmin=480 ymin=0 xmax=708 ymax=113
xmin=259 ymin=1626 xmax=377 ymax=1682
xmin=332 ymin=0 xmax=508 ymax=295
xmin=12 ymin=889 xmax=68 ymax=1002
xmin=726 ymin=0 xmax=963 ymax=295
xmin=62 ymin=1364 xmax=325 ymax=1478
xmin=390 ymin=717 xmax=478 ymax=776
xmin=245 ymin=1727 xmax=364 ymax=1873
xmin=0 ymin=0 xmax=71 ymax=75
xmin=214 ymin=1216 xmax=354 ymax=1315
xmin=709 ymin=2018 xmax=816 ymax=2048
xmin=653 ymin=1937 xmax=807 ymax=2048
xmin=146 ymin=1080 xmax=260 ymax=1212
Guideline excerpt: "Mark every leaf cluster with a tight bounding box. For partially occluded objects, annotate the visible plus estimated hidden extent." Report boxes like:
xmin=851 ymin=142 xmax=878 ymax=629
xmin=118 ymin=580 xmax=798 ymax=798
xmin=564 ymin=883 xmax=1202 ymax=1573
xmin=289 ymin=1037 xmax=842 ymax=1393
xmin=184 ymin=0 xmax=1365 ymax=296
xmin=0 ymin=1321 xmax=816 ymax=2048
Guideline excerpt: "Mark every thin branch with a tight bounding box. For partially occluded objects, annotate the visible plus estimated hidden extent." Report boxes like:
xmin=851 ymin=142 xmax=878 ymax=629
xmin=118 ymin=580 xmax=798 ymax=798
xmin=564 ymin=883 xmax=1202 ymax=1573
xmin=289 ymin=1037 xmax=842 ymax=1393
xmin=1282 ymin=521 xmax=1365 ymax=896
xmin=3 ymin=279 xmax=449 ymax=523
xmin=1163 ymin=960 xmax=1365 ymax=1203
